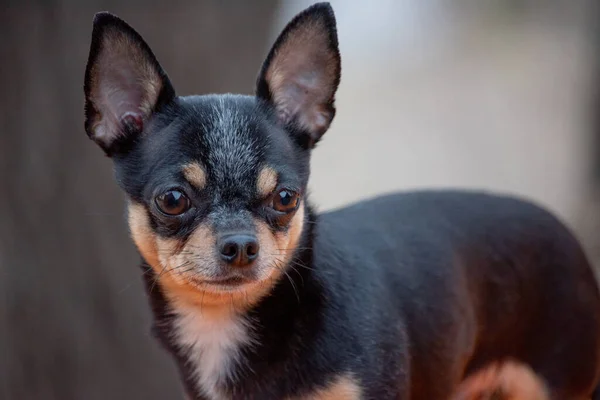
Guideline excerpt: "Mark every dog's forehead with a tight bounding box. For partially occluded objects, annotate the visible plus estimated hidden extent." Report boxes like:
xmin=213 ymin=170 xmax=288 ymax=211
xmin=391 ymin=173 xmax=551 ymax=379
xmin=174 ymin=95 xmax=271 ymax=187
xmin=202 ymin=97 xmax=263 ymax=181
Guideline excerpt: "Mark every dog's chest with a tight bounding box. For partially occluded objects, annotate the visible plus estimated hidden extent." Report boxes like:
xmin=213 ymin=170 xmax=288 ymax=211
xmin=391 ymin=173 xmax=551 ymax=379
xmin=174 ymin=308 xmax=252 ymax=400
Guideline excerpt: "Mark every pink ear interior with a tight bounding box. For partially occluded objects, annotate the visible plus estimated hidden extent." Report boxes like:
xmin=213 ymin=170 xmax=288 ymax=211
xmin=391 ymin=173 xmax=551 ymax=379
xmin=265 ymin=18 xmax=339 ymax=139
xmin=86 ymin=29 xmax=163 ymax=147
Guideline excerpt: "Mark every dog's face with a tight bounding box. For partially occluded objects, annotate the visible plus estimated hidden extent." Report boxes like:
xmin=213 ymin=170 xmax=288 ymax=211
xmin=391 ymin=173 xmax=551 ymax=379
xmin=84 ymin=4 xmax=340 ymax=308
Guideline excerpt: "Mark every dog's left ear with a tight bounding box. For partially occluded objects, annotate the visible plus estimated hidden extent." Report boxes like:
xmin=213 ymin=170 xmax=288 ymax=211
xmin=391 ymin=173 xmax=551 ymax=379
xmin=256 ymin=2 xmax=341 ymax=148
xmin=84 ymin=12 xmax=175 ymax=156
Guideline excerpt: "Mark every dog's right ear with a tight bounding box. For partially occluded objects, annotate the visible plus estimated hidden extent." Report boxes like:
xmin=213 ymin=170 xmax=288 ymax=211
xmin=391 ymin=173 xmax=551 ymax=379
xmin=84 ymin=12 xmax=175 ymax=156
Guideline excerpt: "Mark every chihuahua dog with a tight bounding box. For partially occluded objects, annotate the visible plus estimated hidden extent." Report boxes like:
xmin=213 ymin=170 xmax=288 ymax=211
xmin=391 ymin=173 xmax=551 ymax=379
xmin=84 ymin=3 xmax=600 ymax=399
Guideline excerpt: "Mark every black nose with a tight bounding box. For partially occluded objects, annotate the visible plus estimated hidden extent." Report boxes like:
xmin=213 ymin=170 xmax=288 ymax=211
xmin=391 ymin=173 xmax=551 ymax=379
xmin=218 ymin=234 xmax=259 ymax=267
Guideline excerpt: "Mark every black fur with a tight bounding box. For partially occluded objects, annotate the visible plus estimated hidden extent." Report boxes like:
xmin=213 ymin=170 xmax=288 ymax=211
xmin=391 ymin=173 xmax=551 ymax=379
xmin=138 ymin=190 xmax=600 ymax=399
xmin=84 ymin=3 xmax=600 ymax=399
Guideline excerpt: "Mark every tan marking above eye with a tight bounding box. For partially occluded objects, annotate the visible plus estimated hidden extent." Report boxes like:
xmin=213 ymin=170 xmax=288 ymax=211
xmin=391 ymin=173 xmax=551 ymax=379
xmin=182 ymin=162 xmax=207 ymax=189
xmin=257 ymin=166 xmax=278 ymax=197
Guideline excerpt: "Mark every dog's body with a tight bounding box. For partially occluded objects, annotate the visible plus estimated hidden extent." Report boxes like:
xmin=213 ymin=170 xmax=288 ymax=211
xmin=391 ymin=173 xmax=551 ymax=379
xmin=144 ymin=191 xmax=600 ymax=399
xmin=83 ymin=3 xmax=600 ymax=399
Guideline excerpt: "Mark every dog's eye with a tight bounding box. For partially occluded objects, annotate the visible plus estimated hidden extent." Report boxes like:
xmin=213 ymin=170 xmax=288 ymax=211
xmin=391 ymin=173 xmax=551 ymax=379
xmin=155 ymin=190 xmax=190 ymax=216
xmin=272 ymin=189 xmax=299 ymax=213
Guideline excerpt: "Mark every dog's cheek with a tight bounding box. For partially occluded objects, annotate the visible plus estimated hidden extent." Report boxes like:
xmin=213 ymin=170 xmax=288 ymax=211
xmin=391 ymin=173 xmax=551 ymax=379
xmin=277 ymin=203 xmax=305 ymax=258
xmin=256 ymin=203 xmax=305 ymax=281
xmin=128 ymin=202 xmax=162 ymax=268
xmin=178 ymin=224 xmax=217 ymax=275
xmin=128 ymin=202 xmax=190 ymax=281
xmin=156 ymin=224 xmax=217 ymax=286
xmin=254 ymin=218 xmax=279 ymax=281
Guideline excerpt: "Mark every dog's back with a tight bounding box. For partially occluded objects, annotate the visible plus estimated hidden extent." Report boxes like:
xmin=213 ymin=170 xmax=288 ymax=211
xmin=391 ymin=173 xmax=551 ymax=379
xmin=317 ymin=190 xmax=600 ymax=398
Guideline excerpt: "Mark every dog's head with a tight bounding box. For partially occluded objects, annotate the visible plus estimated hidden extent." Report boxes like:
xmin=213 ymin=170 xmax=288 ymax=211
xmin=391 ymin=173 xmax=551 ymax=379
xmin=83 ymin=3 xmax=340 ymax=308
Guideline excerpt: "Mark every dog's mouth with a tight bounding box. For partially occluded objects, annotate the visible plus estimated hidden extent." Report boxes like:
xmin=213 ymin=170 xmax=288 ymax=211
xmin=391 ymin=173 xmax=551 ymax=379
xmin=189 ymin=275 xmax=254 ymax=291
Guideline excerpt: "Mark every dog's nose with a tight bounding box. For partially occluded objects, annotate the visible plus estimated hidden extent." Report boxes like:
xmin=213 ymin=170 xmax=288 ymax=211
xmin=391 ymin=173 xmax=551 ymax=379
xmin=218 ymin=234 xmax=259 ymax=267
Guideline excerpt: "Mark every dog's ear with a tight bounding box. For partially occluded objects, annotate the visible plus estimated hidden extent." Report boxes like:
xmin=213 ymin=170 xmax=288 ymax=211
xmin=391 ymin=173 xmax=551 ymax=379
xmin=84 ymin=12 xmax=175 ymax=156
xmin=256 ymin=2 xmax=341 ymax=149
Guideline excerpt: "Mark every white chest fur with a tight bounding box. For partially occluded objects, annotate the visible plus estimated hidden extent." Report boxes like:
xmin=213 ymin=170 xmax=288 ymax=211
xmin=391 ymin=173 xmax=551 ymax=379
xmin=174 ymin=307 xmax=252 ymax=400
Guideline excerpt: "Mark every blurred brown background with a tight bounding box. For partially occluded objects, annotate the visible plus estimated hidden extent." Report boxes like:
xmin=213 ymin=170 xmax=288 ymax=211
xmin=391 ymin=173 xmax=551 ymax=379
xmin=0 ymin=1 xmax=599 ymax=399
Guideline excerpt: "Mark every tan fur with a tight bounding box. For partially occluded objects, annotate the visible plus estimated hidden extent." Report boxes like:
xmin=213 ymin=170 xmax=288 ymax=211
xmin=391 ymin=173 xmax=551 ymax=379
xmin=275 ymin=202 xmax=305 ymax=264
xmin=254 ymin=202 xmax=305 ymax=288
xmin=289 ymin=374 xmax=362 ymax=400
xmin=265 ymin=18 xmax=338 ymax=135
xmin=256 ymin=166 xmax=278 ymax=198
xmin=128 ymin=202 xmax=162 ymax=268
xmin=127 ymin=201 xmax=305 ymax=315
xmin=128 ymin=202 xmax=199 ymax=309
xmin=182 ymin=162 xmax=207 ymax=190
xmin=450 ymin=361 xmax=549 ymax=400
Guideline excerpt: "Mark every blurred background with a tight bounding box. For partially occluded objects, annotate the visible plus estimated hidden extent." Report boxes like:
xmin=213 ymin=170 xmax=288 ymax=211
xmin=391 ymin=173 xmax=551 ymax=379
xmin=1 ymin=0 xmax=599 ymax=398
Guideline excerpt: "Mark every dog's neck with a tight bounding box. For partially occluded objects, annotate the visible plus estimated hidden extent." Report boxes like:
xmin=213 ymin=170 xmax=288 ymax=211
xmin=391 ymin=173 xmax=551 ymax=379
xmin=140 ymin=207 xmax=319 ymax=399
xmin=141 ymin=263 xmax=252 ymax=399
